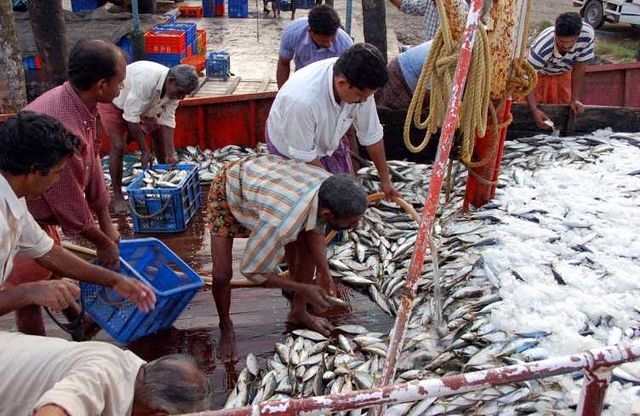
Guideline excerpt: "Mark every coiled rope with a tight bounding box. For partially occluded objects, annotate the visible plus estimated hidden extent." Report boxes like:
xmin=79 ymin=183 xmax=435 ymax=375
xmin=403 ymin=0 xmax=537 ymax=185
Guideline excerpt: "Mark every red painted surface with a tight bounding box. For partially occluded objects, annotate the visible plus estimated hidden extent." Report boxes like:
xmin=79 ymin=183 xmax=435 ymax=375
xmin=582 ymin=62 xmax=640 ymax=108
xmin=463 ymin=99 xmax=513 ymax=209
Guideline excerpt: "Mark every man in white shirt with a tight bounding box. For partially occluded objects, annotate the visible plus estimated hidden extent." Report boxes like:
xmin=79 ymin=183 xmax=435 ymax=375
xmin=0 ymin=111 xmax=155 ymax=319
xmin=266 ymin=43 xmax=399 ymax=200
xmin=98 ymin=62 xmax=199 ymax=213
xmin=0 ymin=331 xmax=212 ymax=416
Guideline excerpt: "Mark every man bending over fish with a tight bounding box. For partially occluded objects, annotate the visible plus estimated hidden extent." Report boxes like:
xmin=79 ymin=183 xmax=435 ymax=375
xmin=207 ymin=155 xmax=368 ymax=357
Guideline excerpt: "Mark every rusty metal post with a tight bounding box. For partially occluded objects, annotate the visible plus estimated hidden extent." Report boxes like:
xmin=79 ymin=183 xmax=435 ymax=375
xmin=577 ymin=366 xmax=613 ymax=416
xmin=180 ymin=343 xmax=640 ymax=416
xmin=370 ymin=3 xmax=486 ymax=410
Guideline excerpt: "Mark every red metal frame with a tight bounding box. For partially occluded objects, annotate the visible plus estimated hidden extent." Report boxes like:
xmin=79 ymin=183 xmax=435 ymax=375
xmin=372 ymin=1 xmax=486 ymax=405
xmin=181 ymin=343 xmax=640 ymax=416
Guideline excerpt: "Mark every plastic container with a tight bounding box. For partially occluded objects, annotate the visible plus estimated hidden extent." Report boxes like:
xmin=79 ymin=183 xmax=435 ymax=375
xmin=206 ymin=51 xmax=231 ymax=79
xmin=294 ymin=0 xmax=314 ymax=9
xmin=182 ymin=55 xmax=206 ymax=73
xmin=179 ymin=5 xmax=203 ymax=18
xmin=146 ymin=52 xmax=188 ymax=68
xmin=116 ymin=36 xmax=133 ymax=63
xmin=277 ymin=0 xmax=292 ymax=11
xmin=22 ymin=55 xmax=42 ymax=70
xmin=144 ymin=30 xmax=187 ymax=54
xmin=81 ymin=238 xmax=204 ymax=344
xmin=202 ymin=0 xmax=215 ymax=17
xmin=214 ymin=0 xmax=225 ymax=16
xmin=126 ymin=164 xmax=201 ymax=233
xmin=154 ymin=23 xmax=197 ymax=48
xmin=228 ymin=0 xmax=248 ymax=18
xmin=71 ymin=0 xmax=99 ymax=12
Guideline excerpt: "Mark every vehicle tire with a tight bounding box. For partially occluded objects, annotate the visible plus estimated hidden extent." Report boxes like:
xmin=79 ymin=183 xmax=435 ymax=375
xmin=582 ymin=0 xmax=605 ymax=29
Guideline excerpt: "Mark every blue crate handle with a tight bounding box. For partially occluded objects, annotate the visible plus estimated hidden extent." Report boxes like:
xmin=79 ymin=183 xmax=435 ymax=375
xmin=128 ymin=193 xmax=173 ymax=219
xmin=127 ymin=164 xmax=180 ymax=219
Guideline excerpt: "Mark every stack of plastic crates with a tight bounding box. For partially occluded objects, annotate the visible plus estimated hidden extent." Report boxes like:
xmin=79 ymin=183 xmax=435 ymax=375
xmin=22 ymin=55 xmax=42 ymax=70
xmin=228 ymin=0 xmax=248 ymax=18
xmin=144 ymin=29 xmax=188 ymax=67
xmin=126 ymin=164 xmax=201 ymax=233
xmin=294 ymin=0 xmax=314 ymax=8
xmin=81 ymin=238 xmax=204 ymax=343
xmin=206 ymin=51 xmax=231 ymax=80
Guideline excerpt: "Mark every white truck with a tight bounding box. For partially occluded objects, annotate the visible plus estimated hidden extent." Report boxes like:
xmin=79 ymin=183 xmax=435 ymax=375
xmin=573 ymin=0 xmax=640 ymax=28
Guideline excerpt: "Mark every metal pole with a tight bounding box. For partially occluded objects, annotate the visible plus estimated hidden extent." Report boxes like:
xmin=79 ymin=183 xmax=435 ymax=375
xmin=180 ymin=343 xmax=640 ymax=416
xmin=372 ymin=0 xmax=485 ymax=404
xmin=577 ymin=366 xmax=613 ymax=416
xmin=130 ymin=0 xmax=145 ymax=61
xmin=345 ymin=0 xmax=352 ymax=35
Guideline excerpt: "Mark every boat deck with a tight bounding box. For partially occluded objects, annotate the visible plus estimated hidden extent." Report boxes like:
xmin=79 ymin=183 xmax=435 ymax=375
xmin=0 ymin=192 xmax=394 ymax=409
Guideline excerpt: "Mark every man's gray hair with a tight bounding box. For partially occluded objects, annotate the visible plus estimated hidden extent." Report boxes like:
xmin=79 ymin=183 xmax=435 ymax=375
xmin=136 ymin=354 xmax=212 ymax=414
xmin=168 ymin=64 xmax=199 ymax=91
xmin=318 ymin=174 xmax=368 ymax=218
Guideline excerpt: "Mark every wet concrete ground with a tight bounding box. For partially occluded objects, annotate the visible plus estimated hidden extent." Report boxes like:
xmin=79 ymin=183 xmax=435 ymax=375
xmin=0 ymin=187 xmax=394 ymax=409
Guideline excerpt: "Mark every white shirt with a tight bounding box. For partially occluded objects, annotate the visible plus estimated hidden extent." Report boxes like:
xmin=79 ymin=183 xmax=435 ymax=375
xmin=0 ymin=331 xmax=145 ymax=416
xmin=112 ymin=61 xmax=179 ymax=129
xmin=266 ymin=58 xmax=384 ymax=162
xmin=0 ymin=173 xmax=53 ymax=283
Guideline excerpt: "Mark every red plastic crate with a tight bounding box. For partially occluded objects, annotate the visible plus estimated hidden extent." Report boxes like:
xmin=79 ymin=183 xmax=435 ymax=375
xmin=196 ymin=29 xmax=207 ymax=56
xmin=179 ymin=5 xmax=203 ymax=18
xmin=144 ymin=30 xmax=187 ymax=54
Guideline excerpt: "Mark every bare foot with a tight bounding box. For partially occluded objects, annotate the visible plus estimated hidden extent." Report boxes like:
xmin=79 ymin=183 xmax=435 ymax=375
xmin=113 ymin=194 xmax=129 ymax=215
xmin=218 ymin=324 xmax=238 ymax=362
xmin=288 ymin=310 xmax=333 ymax=336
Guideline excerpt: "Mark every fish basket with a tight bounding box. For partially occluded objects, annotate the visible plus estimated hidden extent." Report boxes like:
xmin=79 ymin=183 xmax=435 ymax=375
xmin=178 ymin=5 xmax=203 ymax=18
xmin=228 ymin=0 xmax=248 ymax=18
xmin=206 ymin=51 xmax=231 ymax=79
xmin=71 ymin=0 xmax=99 ymax=12
xmin=126 ymin=164 xmax=201 ymax=233
xmin=81 ymin=238 xmax=204 ymax=344
xmin=144 ymin=29 xmax=187 ymax=54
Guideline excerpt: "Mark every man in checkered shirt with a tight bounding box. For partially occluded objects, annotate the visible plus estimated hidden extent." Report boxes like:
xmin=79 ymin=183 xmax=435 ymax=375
xmin=388 ymin=0 xmax=468 ymax=42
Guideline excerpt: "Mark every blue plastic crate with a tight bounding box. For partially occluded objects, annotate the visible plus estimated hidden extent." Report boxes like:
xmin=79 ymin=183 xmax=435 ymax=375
xmin=146 ymin=51 xmax=188 ymax=67
xmin=126 ymin=163 xmax=201 ymax=233
xmin=71 ymin=0 xmax=99 ymax=12
xmin=202 ymin=0 xmax=214 ymax=17
xmin=117 ymin=36 xmax=133 ymax=64
xmin=228 ymin=0 xmax=248 ymax=18
xmin=81 ymin=238 xmax=204 ymax=343
xmin=294 ymin=0 xmax=314 ymax=8
xmin=154 ymin=23 xmax=197 ymax=48
xmin=206 ymin=51 xmax=230 ymax=79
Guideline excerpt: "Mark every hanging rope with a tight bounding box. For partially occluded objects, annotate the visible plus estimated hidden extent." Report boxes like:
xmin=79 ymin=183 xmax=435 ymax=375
xmin=404 ymin=0 xmax=537 ymax=186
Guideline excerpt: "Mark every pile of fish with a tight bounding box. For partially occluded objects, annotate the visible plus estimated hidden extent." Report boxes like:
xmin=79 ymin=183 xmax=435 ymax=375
xmin=102 ymin=144 xmax=267 ymax=189
xmin=132 ymin=168 xmax=189 ymax=189
xmin=222 ymin=131 xmax=640 ymax=414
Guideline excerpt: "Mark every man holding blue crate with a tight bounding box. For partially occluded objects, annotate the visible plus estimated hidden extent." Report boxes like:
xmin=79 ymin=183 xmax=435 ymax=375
xmin=0 ymin=112 xmax=156 ymax=328
xmin=7 ymin=39 xmax=130 ymax=336
xmin=98 ymin=62 xmax=199 ymax=214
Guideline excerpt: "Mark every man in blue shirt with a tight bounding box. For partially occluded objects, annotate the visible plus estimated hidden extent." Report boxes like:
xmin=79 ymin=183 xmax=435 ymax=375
xmin=276 ymin=5 xmax=353 ymax=88
xmin=375 ymin=41 xmax=433 ymax=109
